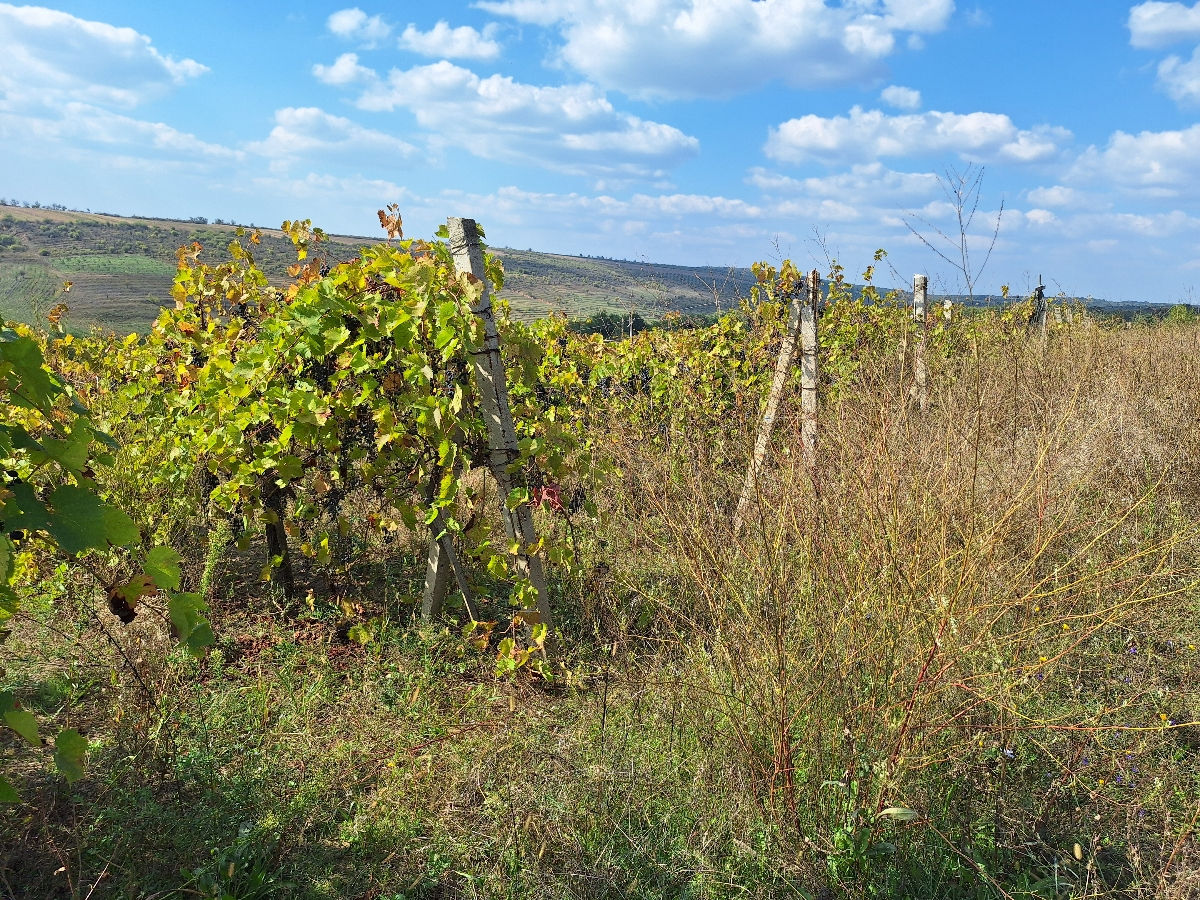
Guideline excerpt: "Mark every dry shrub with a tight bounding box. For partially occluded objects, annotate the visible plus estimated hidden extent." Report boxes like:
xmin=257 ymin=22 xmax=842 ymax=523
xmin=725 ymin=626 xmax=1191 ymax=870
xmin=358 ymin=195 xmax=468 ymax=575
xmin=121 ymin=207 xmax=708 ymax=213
xmin=592 ymin=316 xmax=1200 ymax=891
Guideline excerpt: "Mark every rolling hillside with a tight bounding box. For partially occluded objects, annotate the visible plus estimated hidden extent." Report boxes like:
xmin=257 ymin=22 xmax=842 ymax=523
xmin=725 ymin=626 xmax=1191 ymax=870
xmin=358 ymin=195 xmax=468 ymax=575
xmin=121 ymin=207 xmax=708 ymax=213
xmin=0 ymin=205 xmax=756 ymax=332
xmin=0 ymin=204 xmax=1186 ymax=334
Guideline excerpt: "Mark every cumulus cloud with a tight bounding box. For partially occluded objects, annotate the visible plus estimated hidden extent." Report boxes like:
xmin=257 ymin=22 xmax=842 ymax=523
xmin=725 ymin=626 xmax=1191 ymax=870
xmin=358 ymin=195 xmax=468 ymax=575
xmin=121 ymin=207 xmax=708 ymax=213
xmin=1128 ymin=1 xmax=1200 ymax=48
xmin=313 ymin=52 xmax=374 ymax=86
xmin=474 ymin=0 xmax=955 ymax=99
xmin=1069 ymin=123 xmax=1200 ymax=199
xmin=1157 ymin=45 xmax=1200 ymax=103
xmin=327 ymin=8 xmax=392 ymax=45
xmin=0 ymin=101 xmax=238 ymax=161
xmin=247 ymin=107 xmax=417 ymax=165
xmin=0 ymin=3 xmax=207 ymax=109
xmin=765 ymin=106 xmax=1070 ymax=165
xmin=747 ymin=163 xmax=938 ymax=205
xmin=880 ymin=85 xmax=921 ymax=110
xmin=1026 ymin=185 xmax=1088 ymax=208
xmin=326 ymin=8 xmax=502 ymax=59
xmin=336 ymin=60 xmax=698 ymax=178
xmin=399 ymin=21 xmax=501 ymax=60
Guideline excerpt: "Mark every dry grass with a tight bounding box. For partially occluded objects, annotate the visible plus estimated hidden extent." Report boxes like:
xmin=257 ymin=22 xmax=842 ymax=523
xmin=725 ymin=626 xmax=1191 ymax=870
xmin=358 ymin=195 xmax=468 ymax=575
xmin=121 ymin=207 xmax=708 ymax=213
xmin=3 ymin=315 xmax=1199 ymax=899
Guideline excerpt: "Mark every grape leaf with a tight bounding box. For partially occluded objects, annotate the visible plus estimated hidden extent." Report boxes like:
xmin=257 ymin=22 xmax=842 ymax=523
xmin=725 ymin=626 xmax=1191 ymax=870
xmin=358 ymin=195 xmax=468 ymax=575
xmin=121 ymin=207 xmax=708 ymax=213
xmin=52 ymin=729 xmax=87 ymax=783
xmin=45 ymin=486 xmax=137 ymax=554
xmin=2 ymin=482 xmax=50 ymax=533
xmin=0 ymin=774 xmax=18 ymax=803
xmin=144 ymin=546 xmax=182 ymax=590
xmin=168 ymin=592 xmax=214 ymax=655
xmin=3 ymin=709 xmax=39 ymax=746
xmin=0 ymin=331 xmax=61 ymax=411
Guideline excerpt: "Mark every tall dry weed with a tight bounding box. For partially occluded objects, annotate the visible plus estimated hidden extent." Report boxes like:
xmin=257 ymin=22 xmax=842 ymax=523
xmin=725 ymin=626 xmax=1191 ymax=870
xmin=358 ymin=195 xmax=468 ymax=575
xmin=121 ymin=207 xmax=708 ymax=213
xmin=592 ymin=317 xmax=1200 ymax=891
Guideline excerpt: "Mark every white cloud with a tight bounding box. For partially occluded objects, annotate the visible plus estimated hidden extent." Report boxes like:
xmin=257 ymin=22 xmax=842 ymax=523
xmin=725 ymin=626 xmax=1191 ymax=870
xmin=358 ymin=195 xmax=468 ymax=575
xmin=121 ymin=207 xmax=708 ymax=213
xmin=0 ymin=102 xmax=239 ymax=161
xmin=313 ymin=52 xmax=374 ymax=86
xmin=475 ymin=0 xmax=955 ymax=99
xmin=1024 ymin=208 xmax=1057 ymax=226
xmin=247 ymin=107 xmax=417 ymax=164
xmin=880 ymin=85 xmax=921 ymax=110
xmin=1157 ymin=45 xmax=1200 ymax=102
xmin=327 ymin=8 xmax=392 ymax=46
xmin=0 ymin=3 xmax=207 ymax=109
xmin=765 ymin=106 xmax=1070 ymax=165
xmin=747 ymin=163 xmax=938 ymax=205
xmin=399 ymin=21 xmax=501 ymax=60
xmin=341 ymin=60 xmax=698 ymax=178
xmin=1128 ymin=1 xmax=1200 ymax=48
xmin=1069 ymin=124 xmax=1200 ymax=198
xmin=327 ymin=9 xmax=501 ymax=59
xmin=1026 ymin=185 xmax=1087 ymax=208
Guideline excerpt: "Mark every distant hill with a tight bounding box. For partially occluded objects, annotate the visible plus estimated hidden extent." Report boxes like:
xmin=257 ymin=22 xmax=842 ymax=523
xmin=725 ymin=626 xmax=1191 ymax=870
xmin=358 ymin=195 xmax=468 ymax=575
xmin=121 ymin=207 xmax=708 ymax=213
xmin=0 ymin=203 xmax=1189 ymax=334
xmin=0 ymin=205 xmax=755 ymax=333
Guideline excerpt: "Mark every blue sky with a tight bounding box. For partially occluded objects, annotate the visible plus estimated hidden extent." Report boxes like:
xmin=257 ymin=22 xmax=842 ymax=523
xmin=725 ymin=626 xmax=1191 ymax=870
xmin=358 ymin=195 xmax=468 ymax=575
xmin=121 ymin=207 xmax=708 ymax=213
xmin=3 ymin=1 xmax=1200 ymax=302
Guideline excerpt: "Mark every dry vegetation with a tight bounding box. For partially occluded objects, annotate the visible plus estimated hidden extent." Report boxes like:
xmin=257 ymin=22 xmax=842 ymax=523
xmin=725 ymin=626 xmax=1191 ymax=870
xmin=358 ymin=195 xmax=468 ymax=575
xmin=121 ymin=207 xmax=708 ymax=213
xmin=2 ymin=314 xmax=1199 ymax=899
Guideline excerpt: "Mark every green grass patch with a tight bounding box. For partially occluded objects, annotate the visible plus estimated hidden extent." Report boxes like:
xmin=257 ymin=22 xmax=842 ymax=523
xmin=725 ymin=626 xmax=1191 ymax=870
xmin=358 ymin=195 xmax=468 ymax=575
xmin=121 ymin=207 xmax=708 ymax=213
xmin=53 ymin=253 xmax=174 ymax=276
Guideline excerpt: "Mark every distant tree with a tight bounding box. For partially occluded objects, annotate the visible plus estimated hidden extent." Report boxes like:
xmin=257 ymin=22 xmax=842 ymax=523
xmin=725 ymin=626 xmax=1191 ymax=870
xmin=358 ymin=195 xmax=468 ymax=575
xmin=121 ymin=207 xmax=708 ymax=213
xmin=905 ymin=163 xmax=1004 ymax=301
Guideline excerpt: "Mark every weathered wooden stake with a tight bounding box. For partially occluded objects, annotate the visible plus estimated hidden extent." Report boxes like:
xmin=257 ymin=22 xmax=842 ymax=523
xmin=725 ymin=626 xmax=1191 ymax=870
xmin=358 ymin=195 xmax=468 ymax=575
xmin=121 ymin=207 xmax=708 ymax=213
xmin=421 ymin=470 xmax=477 ymax=621
xmin=734 ymin=274 xmax=806 ymax=534
xmin=446 ymin=217 xmax=554 ymax=630
xmin=911 ymin=274 xmax=929 ymax=412
xmin=261 ymin=476 xmax=295 ymax=607
xmin=799 ymin=270 xmax=821 ymax=468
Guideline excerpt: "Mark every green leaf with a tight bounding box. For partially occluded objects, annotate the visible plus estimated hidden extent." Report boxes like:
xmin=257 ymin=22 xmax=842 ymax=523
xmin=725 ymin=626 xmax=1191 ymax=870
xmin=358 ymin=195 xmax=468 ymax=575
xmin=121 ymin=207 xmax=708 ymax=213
xmin=102 ymin=505 xmax=139 ymax=548
xmin=3 ymin=482 xmax=50 ymax=533
xmin=0 ymin=537 xmax=11 ymax=588
xmin=168 ymin=592 xmax=214 ymax=655
xmin=0 ymin=774 xmax=19 ymax=803
xmin=144 ymin=546 xmax=182 ymax=590
xmin=52 ymin=728 xmax=87 ymax=783
xmin=45 ymin=486 xmax=137 ymax=554
xmin=3 ymin=709 xmax=39 ymax=746
xmin=0 ymin=332 xmax=61 ymax=411
xmin=40 ymin=427 xmax=91 ymax=474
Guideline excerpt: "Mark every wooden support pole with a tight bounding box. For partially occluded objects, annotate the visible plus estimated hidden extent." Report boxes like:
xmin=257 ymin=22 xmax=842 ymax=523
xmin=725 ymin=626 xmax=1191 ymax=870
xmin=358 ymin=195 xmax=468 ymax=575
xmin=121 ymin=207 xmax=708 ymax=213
xmin=912 ymin=274 xmax=929 ymax=413
xmin=733 ymin=274 xmax=806 ymax=535
xmin=446 ymin=217 xmax=554 ymax=631
xmin=420 ymin=470 xmax=477 ymax=621
xmin=800 ymin=270 xmax=821 ymax=469
xmin=261 ymin=475 xmax=295 ymax=607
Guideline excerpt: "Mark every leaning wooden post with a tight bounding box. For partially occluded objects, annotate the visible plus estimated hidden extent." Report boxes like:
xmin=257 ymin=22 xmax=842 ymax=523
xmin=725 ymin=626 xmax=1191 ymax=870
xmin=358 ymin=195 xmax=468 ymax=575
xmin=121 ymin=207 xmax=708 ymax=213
xmin=446 ymin=217 xmax=554 ymax=631
xmin=799 ymin=270 xmax=821 ymax=468
xmin=420 ymin=469 xmax=478 ymax=621
xmin=733 ymin=272 xmax=806 ymax=535
xmin=911 ymin=274 xmax=929 ymax=412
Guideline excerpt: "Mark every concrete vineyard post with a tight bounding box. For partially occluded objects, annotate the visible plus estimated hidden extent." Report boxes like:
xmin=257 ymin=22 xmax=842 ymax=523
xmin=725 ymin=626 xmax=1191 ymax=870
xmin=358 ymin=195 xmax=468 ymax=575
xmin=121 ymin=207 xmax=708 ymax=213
xmin=734 ymin=272 xmax=806 ymax=535
xmin=800 ymin=270 xmax=821 ymax=468
xmin=446 ymin=217 xmax=554 ymax=632
xmin=912 ymin=274 xmax=929 ymax=413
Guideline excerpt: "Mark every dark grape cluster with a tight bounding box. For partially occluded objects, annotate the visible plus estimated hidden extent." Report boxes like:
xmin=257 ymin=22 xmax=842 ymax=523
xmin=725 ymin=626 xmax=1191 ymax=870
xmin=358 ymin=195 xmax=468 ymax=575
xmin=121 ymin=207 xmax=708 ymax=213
xmin=341 ymin=403 xmax=376 ymax=451
xmin=302 ymin=357 xmax=335 ymax=392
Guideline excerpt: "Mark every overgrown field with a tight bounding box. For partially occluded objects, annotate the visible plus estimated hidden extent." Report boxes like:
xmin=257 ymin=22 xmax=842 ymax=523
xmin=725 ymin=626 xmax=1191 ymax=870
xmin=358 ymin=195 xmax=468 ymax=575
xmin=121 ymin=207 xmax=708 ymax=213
xmin=1 ymin=226 xmax=1198 ymax=899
